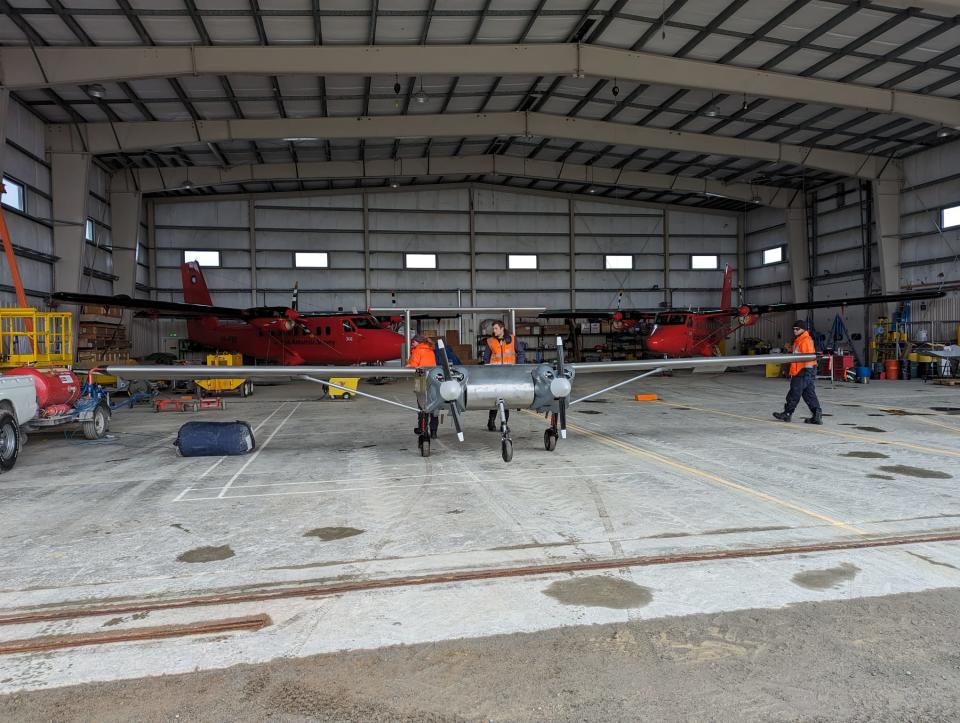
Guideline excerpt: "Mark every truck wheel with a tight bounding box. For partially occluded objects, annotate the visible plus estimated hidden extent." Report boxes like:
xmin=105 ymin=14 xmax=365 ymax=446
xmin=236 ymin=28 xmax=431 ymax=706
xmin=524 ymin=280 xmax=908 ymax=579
xmin=0 ymin=411 xmax=21 ymax=472
xmin=82 ymin=404 xmax=110 ymax=440
xmin=239 ymin=382 xmax=249 ymax=398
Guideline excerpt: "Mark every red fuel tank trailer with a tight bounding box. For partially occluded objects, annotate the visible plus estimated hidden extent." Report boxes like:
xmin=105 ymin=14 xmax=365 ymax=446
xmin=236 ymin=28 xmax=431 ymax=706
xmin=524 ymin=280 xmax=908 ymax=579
xmin=7 ymin=368 xmax=81 ymax=408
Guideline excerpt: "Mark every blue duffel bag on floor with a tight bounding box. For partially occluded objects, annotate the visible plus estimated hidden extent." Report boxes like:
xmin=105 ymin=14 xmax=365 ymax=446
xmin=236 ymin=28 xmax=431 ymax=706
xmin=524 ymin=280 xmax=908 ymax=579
xmin=174 ymin=420 xmax=256 ymax=457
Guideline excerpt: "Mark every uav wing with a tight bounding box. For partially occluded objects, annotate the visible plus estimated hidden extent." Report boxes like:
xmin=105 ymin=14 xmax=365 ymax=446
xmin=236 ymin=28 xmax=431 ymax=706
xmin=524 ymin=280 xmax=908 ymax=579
xmin=48 ymin=291 xmax=296 ymax=321
xmin=570 ymin=353 xmax=811 ymax=374
xmin=103 ymin=365 xmax=417 ymax=380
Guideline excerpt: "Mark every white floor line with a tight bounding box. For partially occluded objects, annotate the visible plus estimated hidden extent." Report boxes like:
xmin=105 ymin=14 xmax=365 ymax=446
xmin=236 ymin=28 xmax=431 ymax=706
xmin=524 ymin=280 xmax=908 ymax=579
xmin=198 ymin=403 xmax=287 ymax=480
xmin=215 ymin=403 xmax=302 ymax=499
xmin=172 ymin=486 xmax=193 ymax=502
xmin=181 ymin=479 xmax=466 ymax=502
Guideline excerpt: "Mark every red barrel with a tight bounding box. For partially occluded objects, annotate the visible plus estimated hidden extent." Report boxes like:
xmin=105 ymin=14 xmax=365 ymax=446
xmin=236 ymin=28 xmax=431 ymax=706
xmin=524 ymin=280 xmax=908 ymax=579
xmin=6 ymin=368 xmax=81 ymax=407
xmin=884 ymin=359 xmax=900 ymax=381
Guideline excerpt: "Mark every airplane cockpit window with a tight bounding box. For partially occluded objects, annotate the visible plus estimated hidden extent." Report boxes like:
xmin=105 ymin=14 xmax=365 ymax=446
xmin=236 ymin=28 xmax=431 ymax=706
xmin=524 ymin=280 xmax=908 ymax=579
xmin=351 ymin=316 xmax=378 ymax=329
xmin=342 ymin=320 xmax=355 ymax=332
xmin=657 ymin=314 xmax=688 ymax=325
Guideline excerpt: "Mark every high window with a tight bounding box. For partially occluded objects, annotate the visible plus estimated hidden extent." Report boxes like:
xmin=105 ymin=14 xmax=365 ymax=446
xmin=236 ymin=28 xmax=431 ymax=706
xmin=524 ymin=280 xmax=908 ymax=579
xmin=184 ymin=250 xmax=221 ymax=267
xmin=605 ymin=255 xmax=633 ymax=270
xmin=405 ymin=253 xmax=436 ymax=269
xmin=763 ymin=246 xmax=783 ymax=265
xmin=691 ymin=255 xmax=718 ymax=270
xmin=295 ymin=252 xmax=328 ymax=268
xmin=508 ymin=254 xmax=537 ymax=270
xmin=1 ymin=177 xmax=24 ymax=211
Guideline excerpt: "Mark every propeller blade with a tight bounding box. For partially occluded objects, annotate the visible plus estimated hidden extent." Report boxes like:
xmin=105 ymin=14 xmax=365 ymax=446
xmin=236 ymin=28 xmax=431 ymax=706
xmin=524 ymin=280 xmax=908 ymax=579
xmin=556 ymin=335 xmax=567 ymax=439
xmin=559 ymin=397 xmax=567 ymax=440
xmin=449 ymin=402 xmax=464 ymax=442
xmin=436 ymin=339 xmax=464 ymax=441
xmin=436 ymin=338 xmax=453 ymax=376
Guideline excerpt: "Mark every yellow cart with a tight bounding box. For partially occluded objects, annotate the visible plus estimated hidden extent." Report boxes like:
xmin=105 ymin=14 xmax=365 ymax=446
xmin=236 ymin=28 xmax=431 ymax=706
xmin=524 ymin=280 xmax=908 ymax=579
xmin=194 ymin=353 xmax=253 ymax=397
xmin=327 ymin=377 xmax=359 ymax=400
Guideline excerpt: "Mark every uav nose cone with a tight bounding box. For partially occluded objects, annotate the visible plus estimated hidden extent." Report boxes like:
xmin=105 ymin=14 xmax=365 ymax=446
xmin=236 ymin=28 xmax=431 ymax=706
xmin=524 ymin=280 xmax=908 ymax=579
xmin=550 ymin=378 xmax=571 ymax=398
xmin=440 ymin=380 xmax=461 ymax=402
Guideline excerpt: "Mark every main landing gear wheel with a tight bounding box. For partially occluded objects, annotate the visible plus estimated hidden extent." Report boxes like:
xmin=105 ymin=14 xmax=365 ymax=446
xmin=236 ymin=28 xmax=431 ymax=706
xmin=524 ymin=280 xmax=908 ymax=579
xmin=501 ymin=438 xmax=513 ymax=463
xmin=418 ymin=434 xmax=431 ymax=457
xmin=544 ymin=429 xmax=558 ymax=451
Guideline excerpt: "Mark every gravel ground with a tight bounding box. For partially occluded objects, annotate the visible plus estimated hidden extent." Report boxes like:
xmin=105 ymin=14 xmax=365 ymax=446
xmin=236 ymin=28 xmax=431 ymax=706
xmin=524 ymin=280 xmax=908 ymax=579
xmin=4 ymin=587 xmax=960 ymax=722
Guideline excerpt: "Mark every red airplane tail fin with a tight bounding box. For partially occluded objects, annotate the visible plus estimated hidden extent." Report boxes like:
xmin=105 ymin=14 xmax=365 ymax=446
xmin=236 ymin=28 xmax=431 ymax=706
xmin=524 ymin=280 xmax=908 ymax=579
xmin=720 ymin=264 xmax=733 ymax=310
xmin=181 ymin=262 xmax=214 ymax=306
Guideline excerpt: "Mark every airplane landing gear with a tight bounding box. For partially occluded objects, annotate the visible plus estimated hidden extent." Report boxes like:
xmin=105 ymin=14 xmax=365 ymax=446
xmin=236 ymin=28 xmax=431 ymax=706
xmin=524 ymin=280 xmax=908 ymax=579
xmin=544 ymin=412 xmax=559 ymax=451
xmin=497 ymin=399 xmax=512 ymax=463
xmin=416 ymin=411 xmax=431 ymax=457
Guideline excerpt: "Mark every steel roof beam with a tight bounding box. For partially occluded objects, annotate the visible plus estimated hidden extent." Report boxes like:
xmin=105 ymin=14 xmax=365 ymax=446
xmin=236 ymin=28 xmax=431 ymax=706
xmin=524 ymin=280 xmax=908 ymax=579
xmin=47 ymin=111 xmax=903 ymax=181
xmin=111 ymin=153 xmax=796 ymax=207
xmin=6 ymin=44 xmax=960 ymax=128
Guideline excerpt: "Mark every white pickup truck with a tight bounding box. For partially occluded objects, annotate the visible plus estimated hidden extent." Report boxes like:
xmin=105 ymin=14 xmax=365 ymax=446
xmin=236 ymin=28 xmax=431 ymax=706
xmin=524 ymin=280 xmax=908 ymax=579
xmin=0 ymin=375 xmax=38 ymax=472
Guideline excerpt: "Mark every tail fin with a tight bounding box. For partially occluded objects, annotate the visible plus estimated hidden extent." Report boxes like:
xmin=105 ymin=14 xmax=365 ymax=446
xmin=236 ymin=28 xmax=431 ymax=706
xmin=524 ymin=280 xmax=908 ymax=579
xmin=181 ymin=262 xmax=214 ymax=306
xmin=720 ymin=264 xmax=733 ymax=310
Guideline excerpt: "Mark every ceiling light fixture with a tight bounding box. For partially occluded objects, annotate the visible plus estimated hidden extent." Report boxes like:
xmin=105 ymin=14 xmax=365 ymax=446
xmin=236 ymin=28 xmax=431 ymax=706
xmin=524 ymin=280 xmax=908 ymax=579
xmin=390 ymin=180 xmax=399 ymax=188
xmin=414 ymin=76 xmax=427 ymax=104
xmin=181 ymin=179 xmax=194 ymax=190
xmin=611 ymin=78 xmax=620 ymax=98
xmin=705 ymin=96 xmax=719 ymax=117
xmin=86 ymin=83 xmax=106 ymax=99
xmin=937 ymin=126 xmax=950 ymax=139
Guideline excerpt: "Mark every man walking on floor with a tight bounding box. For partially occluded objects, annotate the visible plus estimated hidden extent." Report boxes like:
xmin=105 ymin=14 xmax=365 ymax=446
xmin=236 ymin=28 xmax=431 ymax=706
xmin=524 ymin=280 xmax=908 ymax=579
xmin=774 ymin=319 xmax=823 ymax=425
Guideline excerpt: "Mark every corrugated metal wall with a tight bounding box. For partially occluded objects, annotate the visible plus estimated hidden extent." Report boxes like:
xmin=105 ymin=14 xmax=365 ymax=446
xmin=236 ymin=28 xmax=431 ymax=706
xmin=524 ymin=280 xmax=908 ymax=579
xmin=1 ymin=99 xmax=53 ymax=307
xmin=743 ymin=138 xmax=960 ymax=352
xmin=149 ymin=186 xmax=739 ymax=349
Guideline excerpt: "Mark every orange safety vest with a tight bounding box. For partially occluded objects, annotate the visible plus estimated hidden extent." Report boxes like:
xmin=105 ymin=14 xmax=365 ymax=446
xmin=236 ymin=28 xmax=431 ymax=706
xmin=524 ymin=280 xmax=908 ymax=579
xmin=486 ymin=335 xmax=517 ymax=365
xmin=406 ymin=343 xmax=436 ymax=368
xmin=788 ymin=331 xmax=817 ymax=377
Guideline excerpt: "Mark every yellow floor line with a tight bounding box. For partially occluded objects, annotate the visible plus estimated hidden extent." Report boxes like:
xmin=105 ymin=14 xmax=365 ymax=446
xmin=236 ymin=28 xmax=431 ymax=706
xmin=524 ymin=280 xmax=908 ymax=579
xmin=527 ymin=410 xmax=865 ymax=536
xmin=655 ymin=400 xmax=960 ymax=458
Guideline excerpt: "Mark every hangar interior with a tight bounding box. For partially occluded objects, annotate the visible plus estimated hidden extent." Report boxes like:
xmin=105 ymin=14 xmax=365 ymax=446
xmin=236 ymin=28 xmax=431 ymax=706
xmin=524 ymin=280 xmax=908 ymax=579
xmin=2 ymin=0 xmax=960 ymax=719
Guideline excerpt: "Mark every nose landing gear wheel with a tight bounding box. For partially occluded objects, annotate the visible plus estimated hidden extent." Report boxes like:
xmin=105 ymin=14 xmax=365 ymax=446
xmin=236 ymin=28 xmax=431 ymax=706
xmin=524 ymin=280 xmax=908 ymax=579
xmin=544 ymin=429 xmax=558 ymax=451
xmin=501 ymin=438 xmax=513 ymax=463
xmin=418 ymin=434 xmax=431 ymax=457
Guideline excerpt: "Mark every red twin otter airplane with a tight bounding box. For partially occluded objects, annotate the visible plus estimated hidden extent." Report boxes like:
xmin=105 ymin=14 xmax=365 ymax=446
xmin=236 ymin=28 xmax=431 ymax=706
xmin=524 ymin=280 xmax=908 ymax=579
xmin=50 ymin=262 xmax=404 ymax=365
xmin=551 ymin=265 xmax=945 ymax=358
xmin=644 ymin=266 xmax=945 ymax=357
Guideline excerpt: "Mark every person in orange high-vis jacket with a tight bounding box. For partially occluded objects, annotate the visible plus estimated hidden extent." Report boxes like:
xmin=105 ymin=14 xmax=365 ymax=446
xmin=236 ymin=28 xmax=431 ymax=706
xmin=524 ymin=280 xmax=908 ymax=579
xmin=406 ymin=334 xmax=440 ymax=438
xmin=773 ymin=320 xmax=822 ymax=425
xmin=482 ymin=320 xmax=525 ymax=431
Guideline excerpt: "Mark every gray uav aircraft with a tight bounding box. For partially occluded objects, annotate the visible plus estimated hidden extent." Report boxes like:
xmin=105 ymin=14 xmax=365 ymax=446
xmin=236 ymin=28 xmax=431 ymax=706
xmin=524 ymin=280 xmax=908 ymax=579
xmin=107 ymin=341 xmax=813 ymax=463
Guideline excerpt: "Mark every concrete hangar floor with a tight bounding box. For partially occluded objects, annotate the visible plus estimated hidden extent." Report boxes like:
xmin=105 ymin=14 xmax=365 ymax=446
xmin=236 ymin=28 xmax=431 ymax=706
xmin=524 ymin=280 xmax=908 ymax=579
xmin=2 ymin=369 xmax=960 ymax=721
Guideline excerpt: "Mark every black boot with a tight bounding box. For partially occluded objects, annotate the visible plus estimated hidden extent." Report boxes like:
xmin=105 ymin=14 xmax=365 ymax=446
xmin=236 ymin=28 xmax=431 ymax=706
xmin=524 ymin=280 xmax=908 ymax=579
xmin=773 ymin=411 xmax=792 ymax=422
xmin=487 ymin=411 xmax=497 ymax=431
xmin=804 ymin=409 xmax=823 ymax=425
xmin=430 ymin=416 xmax=439 ymax=439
